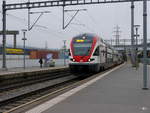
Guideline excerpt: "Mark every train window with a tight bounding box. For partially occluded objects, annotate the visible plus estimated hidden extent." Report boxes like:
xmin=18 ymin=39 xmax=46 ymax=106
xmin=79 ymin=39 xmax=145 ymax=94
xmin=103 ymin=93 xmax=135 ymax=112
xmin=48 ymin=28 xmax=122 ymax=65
xmin=101 ymin=50 xmax=105 ymax=56
xmin=73 ymin=43 xmax=92 ymax=56
xmin=148 ymin=51 xmax=150 ymax=57
xmin=93 ymin=46 xmax=99 ymax=56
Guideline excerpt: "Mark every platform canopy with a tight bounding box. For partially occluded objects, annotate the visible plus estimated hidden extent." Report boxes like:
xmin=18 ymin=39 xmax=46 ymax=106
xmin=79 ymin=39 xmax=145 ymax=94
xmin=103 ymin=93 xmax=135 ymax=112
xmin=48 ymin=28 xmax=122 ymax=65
xmin=0 ymin=30 xmax=19 ymax=35
xmin=0 ymin=30 xmax=19 ymax=48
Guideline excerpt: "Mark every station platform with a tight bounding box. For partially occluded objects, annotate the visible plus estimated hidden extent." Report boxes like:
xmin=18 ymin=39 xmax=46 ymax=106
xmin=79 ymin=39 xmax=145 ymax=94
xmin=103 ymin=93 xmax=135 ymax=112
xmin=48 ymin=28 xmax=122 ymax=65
xmin=26 ymin=63 xmax=150 ymax=113
xmin=0 ymin=66 xmax=67 ymax=77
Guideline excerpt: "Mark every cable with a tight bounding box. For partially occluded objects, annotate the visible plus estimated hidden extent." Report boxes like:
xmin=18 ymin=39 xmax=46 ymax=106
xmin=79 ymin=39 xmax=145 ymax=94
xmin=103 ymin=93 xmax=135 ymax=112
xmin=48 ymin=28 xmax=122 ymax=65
xmin=86 ymin=10 xmax=98 ymax=27
xmin=67 ymin=12 xmax=96 ymax=33
xmin=0 ymin=10 xmax=66 ymax=43
xmin=51 ymin=12 xmax=83 ymax=33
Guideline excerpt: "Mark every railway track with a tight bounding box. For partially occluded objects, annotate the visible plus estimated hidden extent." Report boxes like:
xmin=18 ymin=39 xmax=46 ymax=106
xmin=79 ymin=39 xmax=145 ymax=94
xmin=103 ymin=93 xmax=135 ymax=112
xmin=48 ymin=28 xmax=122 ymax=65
xmin=0 ymin=70 xmax=70 ymax=92
xmin=0 ymin=68 xmax=69 ymax=91
xmin=0 ymin=68 xmax=93 ymax=113
xmin=0 ymin=65 xmax=120 ymax=113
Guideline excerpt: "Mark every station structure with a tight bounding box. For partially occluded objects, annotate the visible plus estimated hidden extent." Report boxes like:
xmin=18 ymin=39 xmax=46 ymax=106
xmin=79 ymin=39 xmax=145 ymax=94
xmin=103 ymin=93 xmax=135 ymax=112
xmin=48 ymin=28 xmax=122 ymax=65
xmin=0 ymin=30 xmax=19 ymax=48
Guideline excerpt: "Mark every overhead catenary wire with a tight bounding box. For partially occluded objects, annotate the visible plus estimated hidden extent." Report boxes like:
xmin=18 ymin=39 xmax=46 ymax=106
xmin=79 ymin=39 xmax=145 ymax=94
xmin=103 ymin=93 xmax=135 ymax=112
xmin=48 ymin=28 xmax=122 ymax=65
xmin=0 ymin=11 xmax=45 ymax=28
xmin=85 ymin=10 xmax=99 ymax=32
xmin=0 ymin=8 xmax=95 ymax=35
xmin=66 ymin=13 xmax=95 ymax=33
xmin=0 ymin=10 xmax=68 ymax=38
xmin=0 ymin=8 xmax=95 ymax=42
xmin=53 ymin=7 xmax=92 ymax=32
xmin=67 ymin=9 xmax=100 ymax=33
xmin=51 ymin=12 xmax=83 ymax=33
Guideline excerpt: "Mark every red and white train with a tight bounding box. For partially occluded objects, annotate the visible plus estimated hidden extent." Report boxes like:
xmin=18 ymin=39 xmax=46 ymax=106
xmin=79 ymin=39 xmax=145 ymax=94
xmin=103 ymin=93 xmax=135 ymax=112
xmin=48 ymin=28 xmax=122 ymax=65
xmin=69 ymin=33 xmax=123 ymax=73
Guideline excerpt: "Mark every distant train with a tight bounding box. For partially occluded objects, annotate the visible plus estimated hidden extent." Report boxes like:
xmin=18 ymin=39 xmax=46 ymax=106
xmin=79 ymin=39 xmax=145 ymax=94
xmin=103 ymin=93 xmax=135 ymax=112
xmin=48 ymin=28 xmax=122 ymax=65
xmin=69 ymin=33 xmax=123 ymax=74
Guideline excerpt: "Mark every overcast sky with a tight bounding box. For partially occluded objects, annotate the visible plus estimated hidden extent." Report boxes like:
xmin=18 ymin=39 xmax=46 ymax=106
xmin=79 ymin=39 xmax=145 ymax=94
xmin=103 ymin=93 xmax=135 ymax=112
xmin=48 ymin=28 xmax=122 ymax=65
xmin=0 ymin=0 xmax=149 ymax=49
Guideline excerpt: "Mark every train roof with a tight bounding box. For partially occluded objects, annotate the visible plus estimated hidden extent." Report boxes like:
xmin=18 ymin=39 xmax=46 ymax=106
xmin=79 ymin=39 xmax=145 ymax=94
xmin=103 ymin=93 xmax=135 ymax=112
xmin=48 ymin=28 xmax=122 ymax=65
xmin=73 ymin=33 xmax=97 ymax=39
xmin=73 ymin=33 xmax=115 ymax=49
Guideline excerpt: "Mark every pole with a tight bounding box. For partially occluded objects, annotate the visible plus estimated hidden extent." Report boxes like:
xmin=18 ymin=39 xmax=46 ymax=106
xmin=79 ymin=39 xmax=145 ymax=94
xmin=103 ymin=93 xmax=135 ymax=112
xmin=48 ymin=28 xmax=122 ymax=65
xmin=63 ymin=40 xmax=66 ymax=66
xmin=62 ymin=0 xmax=65 ymax=30
xmin=23 ymin=32 xmax=26 ymax=69
xmin=2 ymin=0 xmax=7 ymax=69
xmin=143 ymin=0 xmax=148 ymax=89
xmin=28 ymin=0 xmax=30 ymax=30
xmin=14 ymin=34 xmax=17 ymax=48
xmin=62 ymin=6 xmax=65 ymax=29
xmin=134 ymin=25 xmax=140 ymax=51
xmin=136 ymin=28 xmax=138 ymax=46
xmin=22 ymin=30 xmax=27 ymax=69
xmin=114 ymin=25 xmax=120 ymax=47
xmin=24 ymin=36 xmax=25 ymax=69
xmin=134 ymin=26 xmax=140 ymax=68
xmin=124 ymin=39 xmax=126 ymax=61
xmin=135 ymin=28 xmax=138 ymax=61
xmin=131 ymin=0 xmax=135 ymax=66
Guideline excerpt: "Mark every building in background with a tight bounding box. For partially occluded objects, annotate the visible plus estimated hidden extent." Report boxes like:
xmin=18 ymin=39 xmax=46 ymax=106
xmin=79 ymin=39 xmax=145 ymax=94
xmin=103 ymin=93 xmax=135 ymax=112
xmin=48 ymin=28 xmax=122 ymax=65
xmin=0 ymin=45 xmax=60 ymax=60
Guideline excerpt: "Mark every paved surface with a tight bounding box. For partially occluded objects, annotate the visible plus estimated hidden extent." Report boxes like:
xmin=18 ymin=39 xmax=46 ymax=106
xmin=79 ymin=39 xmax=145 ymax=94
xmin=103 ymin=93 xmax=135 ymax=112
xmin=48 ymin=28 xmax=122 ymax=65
xmin=33 ymin=63 xmax=150 ymax=113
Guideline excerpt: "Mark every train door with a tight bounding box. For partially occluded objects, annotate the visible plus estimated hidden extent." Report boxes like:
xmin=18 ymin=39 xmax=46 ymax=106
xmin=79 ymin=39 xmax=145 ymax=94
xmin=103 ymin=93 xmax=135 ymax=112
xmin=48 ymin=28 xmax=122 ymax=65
xmin=99 ymin=44 xmax=105 ymax=64
xmin=97 ymin=46 xmax=100 ymax=64
xmin=99 ymin=45 xmax=101 ymax=64
xmin=93 ymin=46 xmax=100 ymax=62
xmin=105 ymin=47 xmax=107 ymax=63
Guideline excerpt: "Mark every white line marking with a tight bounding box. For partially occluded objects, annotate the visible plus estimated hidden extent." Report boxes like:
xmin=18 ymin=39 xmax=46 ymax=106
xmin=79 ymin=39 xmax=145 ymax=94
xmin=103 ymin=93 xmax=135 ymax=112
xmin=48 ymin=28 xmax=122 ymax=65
xmin=26 ymin=64 xmax=124 ymax=113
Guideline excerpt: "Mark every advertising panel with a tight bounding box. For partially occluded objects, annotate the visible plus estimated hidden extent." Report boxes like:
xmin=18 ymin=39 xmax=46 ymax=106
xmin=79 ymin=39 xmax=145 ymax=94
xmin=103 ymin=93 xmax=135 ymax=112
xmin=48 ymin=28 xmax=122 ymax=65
xmin=6 ymin=48 xmax=24 ymax=54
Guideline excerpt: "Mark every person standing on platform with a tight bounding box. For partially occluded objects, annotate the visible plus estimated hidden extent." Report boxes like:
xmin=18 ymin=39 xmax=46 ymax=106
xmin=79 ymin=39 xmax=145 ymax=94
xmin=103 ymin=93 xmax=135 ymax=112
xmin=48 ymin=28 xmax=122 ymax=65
xmin=39 ymin=58 xmax=43 ymax=68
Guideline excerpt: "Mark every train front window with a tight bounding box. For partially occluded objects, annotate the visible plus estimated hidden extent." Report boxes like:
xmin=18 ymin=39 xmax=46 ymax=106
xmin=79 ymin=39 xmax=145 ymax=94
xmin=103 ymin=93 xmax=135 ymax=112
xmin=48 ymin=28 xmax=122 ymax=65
xmin=73 ymin=43 xmax=92 ymax=56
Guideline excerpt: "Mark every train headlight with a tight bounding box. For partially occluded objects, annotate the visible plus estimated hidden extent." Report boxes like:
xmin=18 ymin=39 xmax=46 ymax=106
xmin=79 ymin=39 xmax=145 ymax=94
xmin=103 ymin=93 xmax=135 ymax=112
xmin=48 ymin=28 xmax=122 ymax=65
xmin=70 ymin=58 xmax=75 ymax=62
xmin=88 ymin=58 xmax=95 ymax=62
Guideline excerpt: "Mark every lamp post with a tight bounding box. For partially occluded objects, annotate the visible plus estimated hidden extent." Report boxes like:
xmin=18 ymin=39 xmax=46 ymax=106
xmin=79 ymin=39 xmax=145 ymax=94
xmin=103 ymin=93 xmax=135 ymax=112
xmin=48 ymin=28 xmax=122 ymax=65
xmin=63 ymin=40 xmax=66 ymax=66
xmin=22 ymin=29 xmax=27 ymax=69
xmin=134 ymin=25 xmax=140 ymax=68
xmin=134 ymin=25 xmax=140 ymax=49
